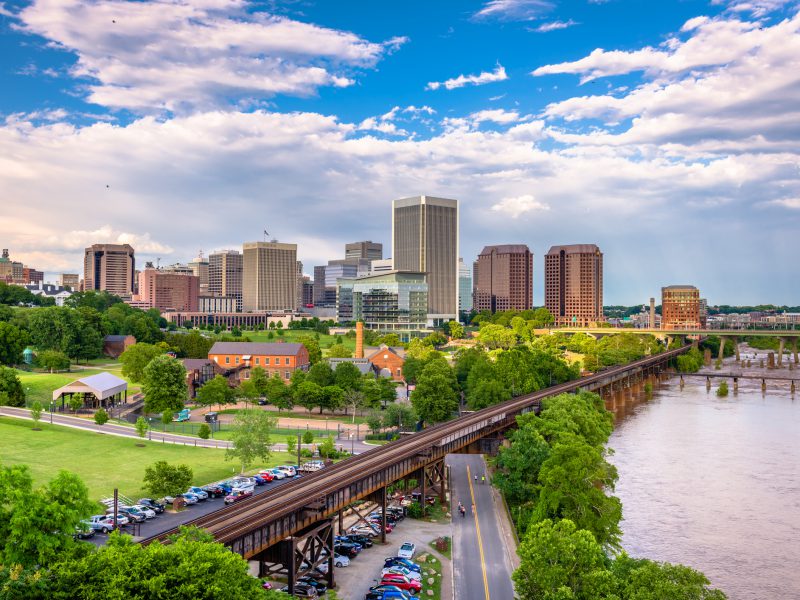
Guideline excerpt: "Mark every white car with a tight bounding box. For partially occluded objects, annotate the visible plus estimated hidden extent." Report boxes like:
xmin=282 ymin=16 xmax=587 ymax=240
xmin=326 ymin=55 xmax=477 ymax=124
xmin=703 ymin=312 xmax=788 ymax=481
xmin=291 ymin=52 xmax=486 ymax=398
xmin=275 ymin=465 xmax=297 ymax=477
xmin=333 ymin=553 xmax=350 ymax=568
xmin=348 ymin=524 xmax=379 ymax=537
xmin=382 ymin=566 xmax=421 ymax=581
xmin=268 ymin=469 xmax=287 ymax=480
xmin=397 ymin=542 xmax=416 ymax=559
xmin=232 ymin=476 xmax=257 ymax=488
xmin=131 ymin=504 xmax=157 ymax=519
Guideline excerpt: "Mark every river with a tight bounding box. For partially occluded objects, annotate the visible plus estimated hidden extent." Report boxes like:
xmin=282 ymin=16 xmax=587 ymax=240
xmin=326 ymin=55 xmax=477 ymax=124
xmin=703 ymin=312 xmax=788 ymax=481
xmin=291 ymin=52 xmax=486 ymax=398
xmin=609 ymin=351 xmax=800 ymax=600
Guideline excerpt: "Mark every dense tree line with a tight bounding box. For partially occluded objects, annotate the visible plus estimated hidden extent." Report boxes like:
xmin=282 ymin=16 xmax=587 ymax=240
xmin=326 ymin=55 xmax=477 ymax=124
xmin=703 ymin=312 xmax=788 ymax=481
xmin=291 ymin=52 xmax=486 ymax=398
xmin=0 ymin=282 xmax=55 ymax=307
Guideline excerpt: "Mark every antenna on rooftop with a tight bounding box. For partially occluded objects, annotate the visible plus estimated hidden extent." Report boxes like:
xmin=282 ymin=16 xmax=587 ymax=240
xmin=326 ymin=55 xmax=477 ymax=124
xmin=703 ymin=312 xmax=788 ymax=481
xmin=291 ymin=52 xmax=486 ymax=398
xmin=264 ymin=228 xmax=277 ymax=243
xmin=156 ymin=257 xmax=161 ymax=269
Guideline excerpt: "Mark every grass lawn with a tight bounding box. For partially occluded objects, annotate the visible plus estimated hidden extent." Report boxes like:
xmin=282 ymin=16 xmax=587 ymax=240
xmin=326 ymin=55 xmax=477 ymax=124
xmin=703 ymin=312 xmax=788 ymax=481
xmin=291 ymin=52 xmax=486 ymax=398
xmin=0 ymin=417 xmax=295 ymax=502
xmin=214 ymin=407 xmax=369 ymax=425
xmin=14 ymin=367 xmax=142 ymax=409
xmin=246 ymin=329 xmax=357 ymax=353
xmin=416 ymin=551 xmax=444 ymax=600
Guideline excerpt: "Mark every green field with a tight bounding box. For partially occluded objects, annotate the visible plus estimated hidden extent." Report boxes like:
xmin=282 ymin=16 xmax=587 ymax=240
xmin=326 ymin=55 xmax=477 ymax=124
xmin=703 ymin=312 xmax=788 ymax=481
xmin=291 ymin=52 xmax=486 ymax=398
xmin=0 ymin=417 xmax=295 ymax=501
xmin=14 ymin=364 xmax=141 ymax=408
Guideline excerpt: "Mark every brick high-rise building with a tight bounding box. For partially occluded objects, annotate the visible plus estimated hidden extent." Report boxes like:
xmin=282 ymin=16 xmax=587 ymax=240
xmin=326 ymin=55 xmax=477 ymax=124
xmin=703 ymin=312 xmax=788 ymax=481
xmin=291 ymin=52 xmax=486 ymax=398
xmin=545 ymin=244 xmax=603 ymax=326
xmin=0 ymin=249 xmax=25 ymax=284
xmin=392 ymin=195 xmax=458 ymax=324
xmin=345 ymin=241 xmax=383 ymax=261
xmin=661 ymin=285 xmax=701 ymax=329
xmin=473 ymin=245 xmax=533 ymax=313
xmin=208 ymin=250 xmax=243 ymax=311
xmin=242 ymin=241 xmax=297 ymax=312
xmin=23 ymin=267 xmax=44 ymax=284
xmin=83 ymin=243 xmax=135 ymax=296
xmin=137 ymin=268 xmax=199 ymax=311
xmin=59 ymin=273 xmax=80 ymax=290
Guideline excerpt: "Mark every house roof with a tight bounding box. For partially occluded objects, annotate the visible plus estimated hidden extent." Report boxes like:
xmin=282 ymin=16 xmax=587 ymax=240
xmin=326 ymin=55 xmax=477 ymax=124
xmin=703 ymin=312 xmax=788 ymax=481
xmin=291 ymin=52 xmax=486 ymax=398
xmin=546 ymin=244 xmax=601 ymax=255
xmin=183 ymin=359 xmax=213 ymax=370
xmin=364 ymin=345 xmax=406 ymax=360
xmin=208 ymin=342 xmax=305 ymax=356
xmin=328 ymin=357 xmax=375 ymax=375
xmin=52 ymin=372 xmax=127 ymax=401
xmin=104 ymin=334 xmax=133 ymax=342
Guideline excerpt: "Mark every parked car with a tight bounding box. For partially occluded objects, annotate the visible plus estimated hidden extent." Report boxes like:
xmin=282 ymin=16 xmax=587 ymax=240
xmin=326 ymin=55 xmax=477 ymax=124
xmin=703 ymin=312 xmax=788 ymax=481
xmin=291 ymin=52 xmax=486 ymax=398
xmin=334 ymin=543 xmax=359 ymax=558
xmin=261 ymin=581 xmax=273 ymax=590
xmin=397 ymin=542 xmax=416 ymax=559
xmin=379 ymin=574 xmax=421 ymax=594
xmin=382 ymin=566 xmax=421 ymax=581
xmin=201 ymin=484 xmax=226 ymax=499
xmin=333 ymin=553 xmax=350 ymax=568
xmin=130 ymin=505 xmax=157 ymax=519
xmin=268 ymin=468 xmax=287 ymax=480
xmin=348 ymin=524 xmax=379 ymax=537
xmin=343 ymin=533 xmax=373 ymax=548
xmin=300 ymin=461 xmax=325 ymax=472
xmin=383 ymin=557 xmax=421 ymax=573
xmin=232 ymin=476 xmax=257 ymax=487
xmin=365 ymin=585 xmax=413 ymax=600
xmin=279 ymin=582 xmax=318 ymax=597
xmin=181 ymin=493 xmax=199 ymax=505
xmin=257 ymin=470 xmax=275 ymax=482
xmin=187 ymin=486 xmax=209 ymax=500
xmin=298 ymin=576 xmax=328 ymax=594
xmin=251 ymin=474 xmax=267 ymax=486
xmin=74 ymin=521 xmax=96 ymax=540
xmin=225 ymin=489 xmax=253 ymax=504
xmin=137 ymin=498 xmax=165 ymax=513
xmin=109 ymin=507 xmax=145 ymax=523
xmin=367 ymin=519 xmax=393 ymax=533
xmin=275 ymin=465 xmax=297 ymax=477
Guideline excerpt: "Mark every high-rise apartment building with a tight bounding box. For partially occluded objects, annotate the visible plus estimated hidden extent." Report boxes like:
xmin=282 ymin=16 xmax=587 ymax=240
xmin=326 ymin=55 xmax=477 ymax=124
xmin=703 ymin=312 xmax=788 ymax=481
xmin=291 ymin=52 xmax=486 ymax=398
xmin=208 ymin=250 xmax=243 ymax=311
xmin=312 ymin=265 xmax=330 ymax=306
xmin=242 ymin=241 xmax=297 ymax=312
xmin=458 ymin=258 xmax=473 ymax=313
xmin=661 ymin=285 xmax=701 ymax=329
xmin=473 ymin=245 xmax=533 ymax=313
xmin=345 ymin=241 xmax=383 ymax=261
xmin=137 ymin=268 xmax=199 ymax=312
xmin=60 ymin=273 xmax=80 ymax=290
xmin=22 ymin=267 xmax=44 ymax=284
xmin=83 ymin=243 xmax=135 ymax=296
xmin=544 ymin=244 xmax=603 ymax=326
xmin=0 ymin=249 xmax=24 ymax=284
xmin=392 ymin=195 xmax=458 ymax=324
xmin=188 ymin=252 xmax=209 ymax=295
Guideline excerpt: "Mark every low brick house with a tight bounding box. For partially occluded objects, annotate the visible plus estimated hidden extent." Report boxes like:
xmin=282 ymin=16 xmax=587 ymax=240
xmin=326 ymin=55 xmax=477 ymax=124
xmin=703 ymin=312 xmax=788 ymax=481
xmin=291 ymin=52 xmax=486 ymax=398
xmin=207 ymin=342 xmax=310 ymax=382
xmin=103 ymin=334 xmax=136 ymax=358
xmin=364 ymin=345 xmax=406 ymax=381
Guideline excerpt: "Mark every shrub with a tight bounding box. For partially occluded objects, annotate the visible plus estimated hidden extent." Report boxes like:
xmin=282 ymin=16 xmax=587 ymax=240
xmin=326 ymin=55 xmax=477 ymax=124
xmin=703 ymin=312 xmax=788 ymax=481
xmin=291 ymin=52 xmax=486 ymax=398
xmin=197 ymin=424 xmax=211 ymax=440
xmin=302 ymin=430 xmax=314 ymax=445
xmin=300 ymin=448 xmax=313 ymax=458
xmin=716 ymin=382 xmax=729 ymax=397
xmin=406 ymin=502 xmax=424 ymax=519
xmin=94 ymin=408 xmax=109 ymax=425
xmin=435 ymin=536 xmax=450 ymax=553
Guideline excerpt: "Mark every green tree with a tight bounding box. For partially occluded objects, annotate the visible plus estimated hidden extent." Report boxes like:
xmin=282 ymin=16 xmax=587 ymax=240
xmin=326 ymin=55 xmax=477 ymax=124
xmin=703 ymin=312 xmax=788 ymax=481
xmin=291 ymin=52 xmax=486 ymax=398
xmin=226 ymin=409 xmax=277 ymax=473
xmin=93 ymin=408 xmax=109 ymax=426
xmin=0 ymin=322 xmax=28 ymax=365
xmin=319 ymin=436 xmax=336 ymax=459
xmin=197 ymin=424 xmax=211 ymax=440
xmin=295 ymin=380 xmax=323 ymax=412
xmin=0 ymin=464 xmax=94 ymax=568
xmin=161 ymin=410 xmax=173 ymax=429
xmin=477 ymin=323 xmax=518 ymax=350
xmin=35 ymin=349 xmax=70 ymax=373
xmin=321 ymin=385 xmax=345 ymax=413
xmin=0 ymin=367 xmax=25 ymax=407
xmin=307 ymin=361 xmax=334 ymax=387
xmin=142 ymin=461 xmax=193 ymax=499
xmin=383 ymin=402 xmax=417 ymax=430
xmin=296 ymin=335 xmax=322 ymax=364
xmin=142 ymin=354 xmax=187 ymax=414
xmin=334 ymin=361 xmax=362 ymax=391
xmin=410 ymin=359 xmax=459 ymax=424
xmin=265 ymin=373 xmax=291 ymax=410
xmin=366 ymin=412 xmax=383 ymax=435
xmin=360 ymin=377 xmax=383 ymax=410
xmin=494 ymin=414 xmax=551 ymax=507
xmin=286 ymin=435 xmax=296 ymax=454
xmin=68 ymin=395 xmax=82 ymax=413
xmin=611 ymin=553 xmax=727 ymax=599
xmin=120 ymin=343 xmax=163 ymax=383
xmin=29 ymin=401 xmax=43 ymax=427
xmin=249 ymin=366 xmax=270 ymax=396
xmin=302 ymin=430 xmax=314 ymax=445
xmin=343 ymin=389 xmax=365 ymax=422
xmin=236 ymin=379 xmax=260 ymax=406
xmin=532 ymin=307 xmax=555 ymax=328
xmin=328 ymin=344 xmax=353 ymax=358
xmin=467 ymin=378 xmax=512 ymax=410
xmin=231 ymin=326 xmax=242 ymax=338
xmin=513 ymin=519 xmax=612 ymax=600
xmin=135 ymin=416 xmax=148 ymax=438
xmin=446 ymin=320 xmax=465 ymax=339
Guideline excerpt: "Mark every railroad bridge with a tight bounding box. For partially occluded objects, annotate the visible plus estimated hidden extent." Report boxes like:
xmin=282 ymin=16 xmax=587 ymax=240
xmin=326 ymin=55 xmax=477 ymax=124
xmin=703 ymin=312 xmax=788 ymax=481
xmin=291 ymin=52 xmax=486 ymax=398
xmin=140 ymin=346 xmax=688 ymax=593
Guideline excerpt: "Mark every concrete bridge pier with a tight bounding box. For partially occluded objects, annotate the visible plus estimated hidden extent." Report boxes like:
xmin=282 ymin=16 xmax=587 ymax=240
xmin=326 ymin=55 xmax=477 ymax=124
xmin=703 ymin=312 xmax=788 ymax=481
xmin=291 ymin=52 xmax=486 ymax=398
xmin=733 ymin=377 xmax=738 ymax=393
xmin=778 ymin=339 xmax=786 ymax=367
xmin=718 ymin=338 xmax=726 ymax=362
xmin=768 ymin=353 xmax=775 ymax=369
xmin=734 ymin=338 xmax=741 ymax=362
xmin=706 ymin=377 xmax=711 ymax=391
xmin=704 ymin=348 xmax=712 ymax=366
xmin=791 ymin=380 xmax=796 ymax=394
xmin=793 ymin=338 xmax=799 ymax=365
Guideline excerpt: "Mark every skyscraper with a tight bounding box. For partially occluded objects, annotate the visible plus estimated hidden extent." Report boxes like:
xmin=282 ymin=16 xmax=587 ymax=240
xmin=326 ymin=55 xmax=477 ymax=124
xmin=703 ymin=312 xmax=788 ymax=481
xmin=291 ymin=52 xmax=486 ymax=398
xmin=345 ymin=241 xmax=383 ymax=261
xmin=137 ymin=267 xmax=199 ymax=312
xmin=83 ymin=243 xmax=135 ymax=296
xmin=208 ymin=250 xmax=243 ymax=311
xmin=458 ymin=258 xmax=473 ymax=313
xmin=473 ymin=245 xmax=534 ymax=313
xmin=242 ymin=241 xmax=297 ymax=311
xmin=188 ymin=252 xmax=209 ymax=295
xmin=392 ymin=195 xmax=458 ymax=324
xmin=661 ymin=285 xmax=701 ymax=329
xmin=544 ymin=244 xmax=603 ymax=326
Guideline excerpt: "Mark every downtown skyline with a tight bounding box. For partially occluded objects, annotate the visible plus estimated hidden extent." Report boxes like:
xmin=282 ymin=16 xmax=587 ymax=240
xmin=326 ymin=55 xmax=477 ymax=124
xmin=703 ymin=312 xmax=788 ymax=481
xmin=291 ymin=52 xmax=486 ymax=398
xmin=2 ymin=0 xmax=799 ymax=305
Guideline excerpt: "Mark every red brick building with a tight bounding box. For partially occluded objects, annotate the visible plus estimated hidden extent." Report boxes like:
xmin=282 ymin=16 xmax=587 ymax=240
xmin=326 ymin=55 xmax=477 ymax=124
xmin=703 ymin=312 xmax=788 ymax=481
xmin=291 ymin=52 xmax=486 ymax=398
xmin=137 ymin=268 xmax=199 ymax=312
xmin=364 ymin=345 xmax=406 ymax=381
xmin=473 ymin=244 xmax=534 ymax=313
xmin=208 ymin=342 xmax=310 ymax=381
xmin=545 ymin=244 xmax=604 ymax=327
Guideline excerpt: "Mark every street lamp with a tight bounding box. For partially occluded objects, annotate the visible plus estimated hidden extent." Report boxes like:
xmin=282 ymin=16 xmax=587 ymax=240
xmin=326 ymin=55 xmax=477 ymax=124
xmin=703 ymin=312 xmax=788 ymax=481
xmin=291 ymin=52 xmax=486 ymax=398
xmin=49 ymin=401 xmax=54 ymax=424
xmin=349 ymin=433 xmax=354 ymax=456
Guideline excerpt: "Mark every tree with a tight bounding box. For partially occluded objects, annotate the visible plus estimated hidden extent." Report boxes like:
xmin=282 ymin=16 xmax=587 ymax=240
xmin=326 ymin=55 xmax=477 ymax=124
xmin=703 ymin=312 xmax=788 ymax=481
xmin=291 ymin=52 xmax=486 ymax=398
xmin=142 ymin=354 xmax=187 ymax=414
xmin=120 ymin=343 xmax=163 ymax=383
xmin=94 ymin=408 xmax=109 ymax=426
xmin=366 ymin=412 xmax=383 ymax=435
xmin=307 ymin=362 xmax=334 ymax=387
xmin=0 ymin=366 xmax=25 ymax=407
xmin=297 ymin=335 xmax=322 ymax=365
xmin=295 ymin=380 xmax=323 ymax=412
xmin=319 ymin=436 xmax=336 ymax=459
xmin=35 ymin=349 xmax=70 ymax=373
xmin=532 ymin=307 xmax=555 ymax=328
xmin=446 ymin=320 xmax=464 ymax=339
xmin=477 ymin=323 xmax=518 ymax=350
xmin=611 ymin=553 xmax=727 ymax=599
xmin=236 ymin=379 xmax=260 ymax=406
xmin=226 ymin=409 xmax=277 ymax=472
xmin=467 ymin=378 xmax=512 ymax=410
xmin=334 ymin=361 xmax=362 ymax=391
xmin=265 ymin=373 xmax=291 ymax=410
xmin=302 ymin=430 xmax=314 ymax=445
xmin=321 ymin=385 xmax=344 ymax=413
xmin=343 ymin=389 xmax=365 ymax=422
xmin=494 ymin=414 xmax=551 ymax=508
xmin=135 ymin=416 xmax=148 ymax=438
xmin=360 ymin=377 xmax=383 ymax=410
xmin=195 ymin=375 xmax=235 ymax=409
xmin=249 ymin=366 xmax=270 ymax=397
xmin=0 ymin=464 xmax=94 ymax=568
xmin=0 ymin=322 xmax=28 ymax=365
xmin=143 ymin=461 xmax=194 ymax=499
xmin=410 ymin=359 xmax=459 ymax=424
xmin=328 ymin=344 xmax=353 ymax=358
xmin=197 ymin=424 xmax=211 ymax=440
xmin=29 ymin=401 xmax=43 ymax=427
xmin=383 ymin=402 xmax=417 ymax=430
xmin=286 ymin=435 xmax=296 ymax=454
xmin=231 ymin=326 xmax=242 ymax=338
xmin=513 ymin=519 xmax=612 ymax=600
xmin=161 ymin=410 xmax=173 ymax=429
xmin=68 ymin=395 xmax=82 ymax=413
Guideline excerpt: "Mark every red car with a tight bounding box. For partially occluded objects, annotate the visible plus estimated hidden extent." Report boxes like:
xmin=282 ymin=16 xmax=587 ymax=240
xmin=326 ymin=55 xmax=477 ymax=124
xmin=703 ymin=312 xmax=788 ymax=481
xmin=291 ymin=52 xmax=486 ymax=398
xmin=380 ymin=574 xmax=421 ymax=594
xmin=369 ymin=519 xmax=393 ymax=533
xmin=224 ymin=489 xmax=252 ymax=504
xmin=258 ymin=470 xmax=275 ymax=482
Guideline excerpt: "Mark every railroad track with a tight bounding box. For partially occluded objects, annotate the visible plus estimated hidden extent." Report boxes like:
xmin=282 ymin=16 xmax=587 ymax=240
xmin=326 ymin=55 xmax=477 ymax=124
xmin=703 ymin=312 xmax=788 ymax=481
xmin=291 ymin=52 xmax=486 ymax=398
xmin=141 ymin=346 xmax=687 ymax=547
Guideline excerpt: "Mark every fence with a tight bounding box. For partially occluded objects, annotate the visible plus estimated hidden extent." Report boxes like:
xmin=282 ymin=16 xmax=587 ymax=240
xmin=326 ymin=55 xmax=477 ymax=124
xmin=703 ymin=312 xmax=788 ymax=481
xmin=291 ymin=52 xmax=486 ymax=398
xmin=133 ymin=419 xmax=339 ymax=440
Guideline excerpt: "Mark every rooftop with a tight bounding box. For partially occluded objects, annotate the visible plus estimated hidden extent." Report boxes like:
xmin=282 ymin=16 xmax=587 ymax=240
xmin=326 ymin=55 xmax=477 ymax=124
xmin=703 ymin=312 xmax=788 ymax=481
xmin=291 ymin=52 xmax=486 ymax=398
xmin=546 ymin=244 xmax=601 ymax=255
xmin=479 ymin=244 xmax=531 ymax=256
xmin=208 ymin=342 xmax=305 ymax=356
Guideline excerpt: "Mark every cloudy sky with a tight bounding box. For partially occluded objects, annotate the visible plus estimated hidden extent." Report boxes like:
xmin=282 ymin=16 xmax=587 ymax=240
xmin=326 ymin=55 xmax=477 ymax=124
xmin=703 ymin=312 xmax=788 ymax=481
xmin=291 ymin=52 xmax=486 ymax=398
xmin=1 ymin=0 xmax=799 ymax=305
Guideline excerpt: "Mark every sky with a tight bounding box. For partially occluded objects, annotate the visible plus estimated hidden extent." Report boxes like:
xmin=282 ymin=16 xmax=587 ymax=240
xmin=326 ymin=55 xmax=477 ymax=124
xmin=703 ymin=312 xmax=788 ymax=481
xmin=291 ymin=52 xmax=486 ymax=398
xmin=1 ymin=0 xmax=799 ymax=306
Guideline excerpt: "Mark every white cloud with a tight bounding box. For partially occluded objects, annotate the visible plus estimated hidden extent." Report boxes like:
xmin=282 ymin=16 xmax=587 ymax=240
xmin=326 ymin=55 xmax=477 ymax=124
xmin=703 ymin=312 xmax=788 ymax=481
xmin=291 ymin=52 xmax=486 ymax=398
xmin=427 ymin=65 xmax=508 ymax=91
xmin=533 ymin=19 xmax=579 ymax=33
xmin=765 ymin=198 xmax=800 ymax=209
xmin=473 ymin=0 xmax=554 ymax=21
xmin=713 ymin=0 xmax=792 ymax=17
xmin=490 ymin=194 xmax=550 ymax=217
xmin=10 ymin=0 xmax=406 ymax=112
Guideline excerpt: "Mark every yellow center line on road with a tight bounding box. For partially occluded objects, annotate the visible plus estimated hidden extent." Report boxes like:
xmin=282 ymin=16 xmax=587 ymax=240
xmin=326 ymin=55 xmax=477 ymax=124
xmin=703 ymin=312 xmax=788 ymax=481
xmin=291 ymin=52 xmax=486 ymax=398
xmin=467 ymin=464 xmax=491 ymax=600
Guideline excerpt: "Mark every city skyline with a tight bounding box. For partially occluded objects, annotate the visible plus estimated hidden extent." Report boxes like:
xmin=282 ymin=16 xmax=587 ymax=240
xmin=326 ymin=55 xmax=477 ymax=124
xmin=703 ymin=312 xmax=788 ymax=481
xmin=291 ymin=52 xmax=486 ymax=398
xmin=2 ymin=1 xmax=799 ymax=305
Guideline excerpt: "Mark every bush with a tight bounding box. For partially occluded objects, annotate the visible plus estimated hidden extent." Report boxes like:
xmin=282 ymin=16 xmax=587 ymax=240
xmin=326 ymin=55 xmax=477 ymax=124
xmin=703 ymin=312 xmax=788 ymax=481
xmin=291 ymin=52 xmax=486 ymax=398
xmin=435 ymin=536 xmax=450 ymax=553
xmin=197 ymin=424 xmax=211 ymax=440
xmin=716 ymin=382 xmax=729 ymax=397
xmin=94 ymin=408 xmax=109 ymax=425
xmin=365 ymin=433 xmax=390 ymax=441
xmin=286 ymin=435 xmax=297 ymax=454
xmin=406 ymin=502 xmax=424 ymax=519
xmin=302 ymin=430 xmax=314 ymax=445
xmin=135 ymin=417 xmax=148 ymax=438
xmin=300 ymin=448 xmax=313 ymax=458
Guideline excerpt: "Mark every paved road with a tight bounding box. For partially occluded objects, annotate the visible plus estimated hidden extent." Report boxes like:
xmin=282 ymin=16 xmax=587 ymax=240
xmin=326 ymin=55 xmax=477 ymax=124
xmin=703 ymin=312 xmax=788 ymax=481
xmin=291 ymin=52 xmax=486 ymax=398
xmin=448 ymin=454 xmax=516 ymax=600
xmin=0 ymin=406 xmax=374 ymax=453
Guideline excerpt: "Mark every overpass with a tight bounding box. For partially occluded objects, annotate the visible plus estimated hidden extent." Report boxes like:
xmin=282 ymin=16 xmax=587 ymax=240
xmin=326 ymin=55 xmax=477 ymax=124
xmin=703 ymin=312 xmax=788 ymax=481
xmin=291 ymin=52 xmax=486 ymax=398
xmin=140 ymin=346 xmax=689 ymax=593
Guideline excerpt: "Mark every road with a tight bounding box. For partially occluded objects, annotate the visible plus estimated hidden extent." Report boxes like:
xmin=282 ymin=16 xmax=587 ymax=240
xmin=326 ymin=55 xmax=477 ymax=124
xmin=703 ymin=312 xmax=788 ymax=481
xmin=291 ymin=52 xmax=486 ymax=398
xmin=448 ymin=454 xmax=516 ymax=600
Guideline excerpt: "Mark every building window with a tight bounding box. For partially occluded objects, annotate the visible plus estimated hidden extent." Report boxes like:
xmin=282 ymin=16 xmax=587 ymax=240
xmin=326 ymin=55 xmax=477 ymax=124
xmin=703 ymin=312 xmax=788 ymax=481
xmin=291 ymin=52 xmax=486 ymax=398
xmin=243 ymin=370 xmax=250 ymax=379
xmin=225 ymin=356 xmax=230 ymax=364
xmin=285 ymin=357 xmax=290 ymax=365
xmin=235 ymin=357 xmax=240 ymax=364
xmin=255 ymin=357 xmax=260 ymax=365
xmin=284 ymin=371 xmax=290 ymax=380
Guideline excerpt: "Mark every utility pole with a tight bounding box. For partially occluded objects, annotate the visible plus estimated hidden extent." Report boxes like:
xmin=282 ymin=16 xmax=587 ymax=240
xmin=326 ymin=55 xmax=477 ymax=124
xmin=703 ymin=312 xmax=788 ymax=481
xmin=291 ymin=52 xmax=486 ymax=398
xmin=297 ymin=432 xmax=301 ymax=468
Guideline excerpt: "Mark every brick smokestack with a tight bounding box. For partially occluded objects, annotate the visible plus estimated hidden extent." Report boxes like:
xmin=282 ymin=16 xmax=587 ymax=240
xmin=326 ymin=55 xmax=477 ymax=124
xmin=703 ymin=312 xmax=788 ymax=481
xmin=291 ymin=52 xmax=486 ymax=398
xmin=355 ymin=321 xmax=364 ymax=358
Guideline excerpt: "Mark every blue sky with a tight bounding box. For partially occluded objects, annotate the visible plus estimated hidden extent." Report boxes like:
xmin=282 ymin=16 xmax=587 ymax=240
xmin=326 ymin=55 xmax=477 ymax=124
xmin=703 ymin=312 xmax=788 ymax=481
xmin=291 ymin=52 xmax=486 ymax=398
xmin=1 ymin=0 xmax=799 ymax=305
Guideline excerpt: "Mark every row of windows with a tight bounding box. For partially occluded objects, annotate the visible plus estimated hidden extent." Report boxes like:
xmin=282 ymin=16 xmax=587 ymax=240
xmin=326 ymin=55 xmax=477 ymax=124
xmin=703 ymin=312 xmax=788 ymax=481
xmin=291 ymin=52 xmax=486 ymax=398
xmin=242 ymin=369 xmax=291 ymax=380
xmin=221 ymin=355 xmax=292 ymax=366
